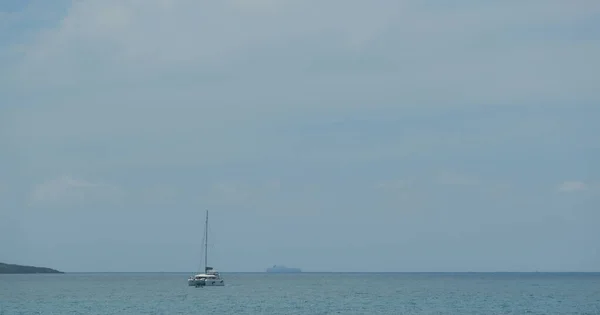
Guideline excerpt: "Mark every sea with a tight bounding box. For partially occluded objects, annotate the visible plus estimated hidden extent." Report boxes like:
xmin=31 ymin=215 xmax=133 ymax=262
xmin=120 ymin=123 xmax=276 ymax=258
xmin=1 ymin=272 xmax=599 ymax=314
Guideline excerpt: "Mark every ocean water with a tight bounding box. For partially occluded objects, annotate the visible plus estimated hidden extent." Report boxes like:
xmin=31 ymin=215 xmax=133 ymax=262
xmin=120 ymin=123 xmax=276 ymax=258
xmin=1 ymin=273 xmax=599 ymax=314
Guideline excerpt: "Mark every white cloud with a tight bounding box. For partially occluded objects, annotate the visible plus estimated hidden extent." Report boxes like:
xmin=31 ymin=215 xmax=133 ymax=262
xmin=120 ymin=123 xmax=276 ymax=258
xmin=28 ymin=175 xmax=122 ymax=207
xmin=557 ymin=181 xmax=588 ymax=193
xmin=1 ymin=0 xmax=598 ymax=273
xmin=3 ymin=0 xmax=598 ymax=109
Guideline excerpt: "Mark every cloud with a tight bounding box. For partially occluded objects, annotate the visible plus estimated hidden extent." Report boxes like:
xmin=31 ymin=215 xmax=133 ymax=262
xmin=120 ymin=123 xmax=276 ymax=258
xmin=557 ymin=181 xmax=588 ymax=193
xmin=2 ymin=2 xmax=598 ymax=175
xmin=2 ymin=0 xmax=599 ymax=110
xmin=0 ymin=0 xmax=598 ymax=273
xmin=28 ymin=175 xmax=122 ymax=207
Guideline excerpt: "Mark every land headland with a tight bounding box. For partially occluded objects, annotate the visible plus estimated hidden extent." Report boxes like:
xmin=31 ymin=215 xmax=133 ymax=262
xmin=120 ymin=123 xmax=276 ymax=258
xmin=0 ymin=262 xmax=64 ymax=274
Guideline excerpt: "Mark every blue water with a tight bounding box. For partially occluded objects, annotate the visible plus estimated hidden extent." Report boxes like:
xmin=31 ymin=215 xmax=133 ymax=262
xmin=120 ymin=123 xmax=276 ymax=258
xmin=1 ymin=273 xmax=599 ymax=314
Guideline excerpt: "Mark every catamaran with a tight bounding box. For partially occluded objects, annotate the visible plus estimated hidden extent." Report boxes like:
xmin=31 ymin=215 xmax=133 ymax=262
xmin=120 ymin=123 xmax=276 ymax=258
xmin=187 ymin=211 xmax=225 ymax=287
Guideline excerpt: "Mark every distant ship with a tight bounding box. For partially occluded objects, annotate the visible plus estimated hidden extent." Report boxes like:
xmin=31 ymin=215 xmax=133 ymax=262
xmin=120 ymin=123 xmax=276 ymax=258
xmin=266 ymin=265 xmax=302 ymax=273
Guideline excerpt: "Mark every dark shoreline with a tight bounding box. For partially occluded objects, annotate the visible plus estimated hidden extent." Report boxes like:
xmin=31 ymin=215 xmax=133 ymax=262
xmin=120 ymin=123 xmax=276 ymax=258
xmin=0 ymin=262 xmax=64 ymax=274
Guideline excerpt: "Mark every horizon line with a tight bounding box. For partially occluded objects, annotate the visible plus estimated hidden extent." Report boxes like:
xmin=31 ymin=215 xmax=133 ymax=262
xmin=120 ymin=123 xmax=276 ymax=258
xmin=51 ymin=271 xmax=600 ymax=274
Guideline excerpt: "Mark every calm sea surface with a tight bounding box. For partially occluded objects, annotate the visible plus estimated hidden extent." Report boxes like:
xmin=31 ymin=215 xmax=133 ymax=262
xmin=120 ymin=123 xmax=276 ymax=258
xmin=1 ymin=273 xmax=599 ymax=314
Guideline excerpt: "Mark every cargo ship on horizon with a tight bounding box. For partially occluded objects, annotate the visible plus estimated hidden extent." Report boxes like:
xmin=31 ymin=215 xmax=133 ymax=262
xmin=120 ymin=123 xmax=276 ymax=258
xmin=266 ymin=265 xmax=302 ymax=273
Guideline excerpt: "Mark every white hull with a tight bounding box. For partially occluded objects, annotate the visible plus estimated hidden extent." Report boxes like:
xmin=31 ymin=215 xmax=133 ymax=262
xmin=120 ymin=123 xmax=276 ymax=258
xmin=188 ymin=270 xmax=225 ymax=287
xmin=188 ymin=278 xmax=225 ymax=286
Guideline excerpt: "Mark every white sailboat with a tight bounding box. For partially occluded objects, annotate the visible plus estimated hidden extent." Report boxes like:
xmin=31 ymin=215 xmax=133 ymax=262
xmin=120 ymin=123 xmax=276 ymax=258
xmin=187 ymin=211 xmax=225 ymax=287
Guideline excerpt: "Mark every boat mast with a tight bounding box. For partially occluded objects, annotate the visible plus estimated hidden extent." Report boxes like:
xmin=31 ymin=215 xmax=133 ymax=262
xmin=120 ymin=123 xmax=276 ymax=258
xmin=204 ymin=210 xmax=208 ymax=273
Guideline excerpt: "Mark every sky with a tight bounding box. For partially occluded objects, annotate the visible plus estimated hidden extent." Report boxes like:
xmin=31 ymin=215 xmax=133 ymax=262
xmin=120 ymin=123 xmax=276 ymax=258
xmin=0 ymin=0 xmax=599 ymax=273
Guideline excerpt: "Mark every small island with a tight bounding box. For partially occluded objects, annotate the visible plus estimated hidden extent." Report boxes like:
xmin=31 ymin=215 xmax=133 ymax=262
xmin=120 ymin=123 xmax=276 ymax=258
xmin=0 ymin=262 xmax=64 ymax=274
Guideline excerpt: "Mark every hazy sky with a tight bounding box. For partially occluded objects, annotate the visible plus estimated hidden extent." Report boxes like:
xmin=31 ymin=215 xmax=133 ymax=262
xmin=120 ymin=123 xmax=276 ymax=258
xmin=1 ymin=0 xmax=598 ymax=272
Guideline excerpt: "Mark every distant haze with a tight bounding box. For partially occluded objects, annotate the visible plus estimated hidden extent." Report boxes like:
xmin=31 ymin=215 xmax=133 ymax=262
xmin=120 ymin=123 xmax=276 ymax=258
xmin=0 ymin=0 xmax=598 ymax=272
